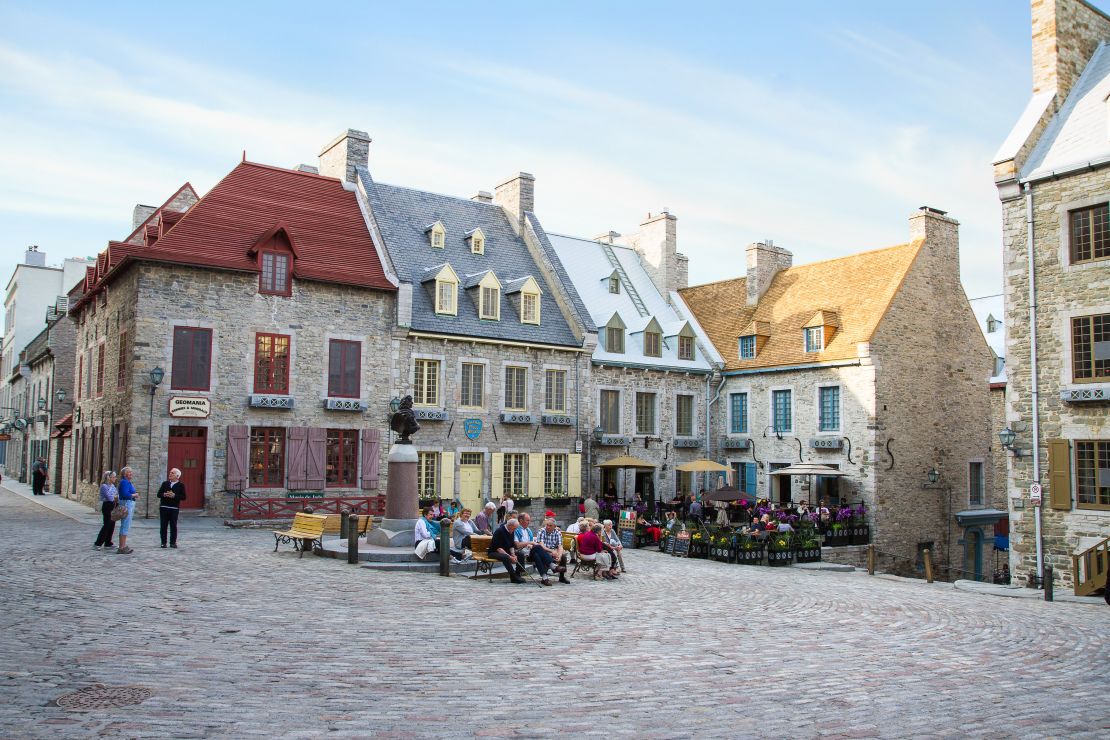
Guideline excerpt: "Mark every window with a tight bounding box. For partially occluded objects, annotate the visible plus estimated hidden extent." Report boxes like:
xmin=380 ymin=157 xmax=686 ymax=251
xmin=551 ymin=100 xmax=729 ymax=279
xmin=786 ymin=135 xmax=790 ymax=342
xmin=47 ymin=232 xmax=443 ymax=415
xmin=326 ymin=429 xmax=358 ymax=487
xmin=1076 ymin=441 xmax=1110 ymax=510
xmin=521 ymin=292 xmax=539 ymax=324
xmin=428 ymin=222 xmax=445 ymax=249
xmin=606 ymin=327 xmax=625 ymax=353
xmin=544 ymin=453 xmax=566 ymax=495
xmin=986 ymin=315 xmax=998 ymax=334
xmin=328 ymin=340 xmax=360 ymax=398
xmin=413 ymin=359 xmax=439 ymax=406
xmin=504 ymin=453 xmax=526 ymax=496
xmin=116 ymin=331 xmax=128 ymax=389
xmin=432 ymin=231 xmax=444 ymax=248
xmin=678 ymin=335 xmax=695 ymax=360
xmin=608 ymin=276 xmax=620 ymax=294
xmin=436 ymin=280 xmax=456 ymax=315
xmin=1069 ymin=203 xmax=1110 ymax=263
xmin=734 ymin=462 xmax=757 ymax=495
xmin=95 ymin=344 xmax=105 ymax=397
xmin=675 ymin=394 xmax=694 ymax=437
xmin=254 ymin=333 xmax=291 ymax=394
xmin=818 ymin=386 xmax=840 ymax=432
xmin=729 ymin=393 xmax=748 ymax=434
xmin=635 ymin=392 xmax=656 ymax=435
xmin=544 ymin=369 xmax=566 ymax=413
xmin=599 ymin=389 xmax=620 ymax=433
xmin=644 ymin=331 xmax=662 ymax=357
xmin=460 ymin=362 xmax=484 ymax=408
xmin=968 ymin=461 xmax=984 ymax=507
xmin=480 ymin=286 xmax=500 ymax=320
xmin=249 ymin=427 xmax=285 ymax=487
xmin=470 ymin=230 xmax=485 ymax=254
xmin=739 ymin=335 xmax=756 ymax=359
xmin=171 ymin=327 xmax=212 ymax=391
xmin=804 ymin=326 xmax=824 ymax=353
xmin=77 ymin=355 xmax=83 ymax=401
xmin=1071 ymin=314 xmax=1110 ymax=382
xmin=676 ymin=470 xmax=693 ymax=496
xmin=85 ymin=347 xmax=94 ymax=398
xmin=504 ymin=366 xmax=527 ymax=410
xmin=417 ymin=452 xmax=439 ymax=497
xmin=259 ymin=252 xmax=291 ymax=295
xmin=772 ymin=389 xmax=792 ymax=433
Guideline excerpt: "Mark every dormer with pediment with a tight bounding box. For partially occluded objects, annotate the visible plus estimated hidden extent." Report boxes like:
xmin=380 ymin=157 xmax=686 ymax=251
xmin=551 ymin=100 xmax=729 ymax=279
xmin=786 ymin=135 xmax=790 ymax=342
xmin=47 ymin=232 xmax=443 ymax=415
xmin=602 ymin=312 xmax=626 ymax=353
xmin=505 ymin=275 xmax=542 ymax=325
xmin=425 ymin=221 xmax=446 ymax=249
xmin=421 ymin=263 xmax=460 ymax=316
xmin=463 ymin=270 xmax=502 ymax=321
xmin=466 ymin=227 xmax=486 ymax=254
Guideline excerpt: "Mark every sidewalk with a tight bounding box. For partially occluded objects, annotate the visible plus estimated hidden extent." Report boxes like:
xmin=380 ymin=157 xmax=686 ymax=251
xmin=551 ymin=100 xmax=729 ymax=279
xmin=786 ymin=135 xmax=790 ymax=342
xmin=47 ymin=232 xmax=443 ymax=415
xmin=953 ymin=577 xmax=1105 ymax=605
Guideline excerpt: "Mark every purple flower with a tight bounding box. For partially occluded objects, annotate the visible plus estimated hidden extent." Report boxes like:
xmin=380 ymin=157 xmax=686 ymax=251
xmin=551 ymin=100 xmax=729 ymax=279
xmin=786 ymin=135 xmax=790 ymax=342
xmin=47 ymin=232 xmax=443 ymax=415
xmin=836 ymin=508 xmax=853 ymax=522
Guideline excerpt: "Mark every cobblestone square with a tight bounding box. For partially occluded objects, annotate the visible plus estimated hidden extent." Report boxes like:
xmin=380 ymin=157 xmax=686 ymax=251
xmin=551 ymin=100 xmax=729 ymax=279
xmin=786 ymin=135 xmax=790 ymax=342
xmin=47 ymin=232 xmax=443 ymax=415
xmin=0 ymin=487 xmax=1106 ymax=739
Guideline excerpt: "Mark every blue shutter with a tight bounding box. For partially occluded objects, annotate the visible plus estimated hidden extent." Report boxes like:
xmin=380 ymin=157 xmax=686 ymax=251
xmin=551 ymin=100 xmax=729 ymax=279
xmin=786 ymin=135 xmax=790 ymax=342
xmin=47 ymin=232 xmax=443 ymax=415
xmin=745 ymin=463 xmax=756 ymax=494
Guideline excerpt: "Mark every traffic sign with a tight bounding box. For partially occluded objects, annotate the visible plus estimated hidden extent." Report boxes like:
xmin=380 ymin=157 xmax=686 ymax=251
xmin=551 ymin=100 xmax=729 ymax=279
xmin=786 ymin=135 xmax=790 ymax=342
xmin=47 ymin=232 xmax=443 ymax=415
xmin=1029 ymin=482 xmax=1042 ymax=504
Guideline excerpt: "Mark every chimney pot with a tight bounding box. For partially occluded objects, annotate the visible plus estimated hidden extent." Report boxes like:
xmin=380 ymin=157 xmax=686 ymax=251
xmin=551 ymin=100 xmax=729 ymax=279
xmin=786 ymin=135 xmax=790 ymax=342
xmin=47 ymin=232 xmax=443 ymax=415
xmin=470 ymin=190 xmax=493 ymax=203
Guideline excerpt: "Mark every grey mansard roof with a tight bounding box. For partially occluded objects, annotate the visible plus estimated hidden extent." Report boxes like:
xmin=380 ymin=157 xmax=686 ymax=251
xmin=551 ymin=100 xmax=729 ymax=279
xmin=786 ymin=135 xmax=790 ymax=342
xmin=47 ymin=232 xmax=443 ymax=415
xmin=357 ymin=167 xmax=581 ymax=347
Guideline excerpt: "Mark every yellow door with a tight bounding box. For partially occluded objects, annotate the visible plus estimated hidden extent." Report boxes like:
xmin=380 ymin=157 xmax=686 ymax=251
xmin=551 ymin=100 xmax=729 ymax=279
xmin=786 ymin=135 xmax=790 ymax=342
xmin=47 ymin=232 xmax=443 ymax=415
xmin=460 ymin=464 xmax=483 ymax=513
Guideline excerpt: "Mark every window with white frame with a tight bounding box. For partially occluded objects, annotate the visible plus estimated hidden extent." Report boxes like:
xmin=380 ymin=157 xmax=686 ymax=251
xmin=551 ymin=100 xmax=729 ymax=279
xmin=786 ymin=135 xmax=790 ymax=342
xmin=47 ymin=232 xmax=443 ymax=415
xmin=818 ymin=386 xmax=840 ymax=432
xmin=635 ymin=392 xmax=656 ymax=435
xmin=417 ymin=452 xmax=439 ymax=497
xmin=739 ymin=335 xmax=756 ymax=359
xmin=675 ymin=394 xmax=694 ymax=437
xmin=504 ymin=453 xmax=526 ymax=496
xmin=436 ymin=279 xmax=456 ymax=315
xmin=544 ymin=453 xmax=567 ymax=495
xmin=413 ymin=359 xmax=440 ymax=406
xmin=804 ymin=326 xmax=824 ymax=353
xmin=480 ymin=285 xmax=500 ymax=320
xmin=521 ymin=292 xmax=539 ymax=324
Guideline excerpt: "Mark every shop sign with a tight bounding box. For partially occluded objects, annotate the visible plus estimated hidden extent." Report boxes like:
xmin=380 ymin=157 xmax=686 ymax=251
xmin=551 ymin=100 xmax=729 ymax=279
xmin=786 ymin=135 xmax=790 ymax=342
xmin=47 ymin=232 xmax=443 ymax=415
xmin=463 ymin=418 xmax=482 ymax=440
xmin=169 ymin=396 xmax=211 ymax=418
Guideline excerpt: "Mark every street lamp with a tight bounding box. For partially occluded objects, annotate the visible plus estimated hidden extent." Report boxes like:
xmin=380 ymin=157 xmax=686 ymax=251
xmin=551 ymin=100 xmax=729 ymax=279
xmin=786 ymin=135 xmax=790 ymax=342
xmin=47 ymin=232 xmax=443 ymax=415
xmin=997 ymin=427 xmax=1027 ymax=457
xmin=593 ymin=425 xmax=604 ymax=443
xmin=144 ymin=367 xmax=165 ymax=519
xmin=926 ymin=467 xmax=940 ymax=485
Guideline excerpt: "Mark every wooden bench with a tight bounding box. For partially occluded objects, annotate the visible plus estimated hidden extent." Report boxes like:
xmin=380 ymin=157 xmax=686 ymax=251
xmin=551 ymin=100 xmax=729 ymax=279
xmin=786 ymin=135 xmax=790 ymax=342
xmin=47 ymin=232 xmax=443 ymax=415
xmin=321 ymin=514 xmax=373 ymax=537
xmin=273 ymin=513 xmax=327 ymax=558
xmin=561 ymin=532 xmax=578 ymax=562
xmin=469 ymin=535 xmax=500 ymax=582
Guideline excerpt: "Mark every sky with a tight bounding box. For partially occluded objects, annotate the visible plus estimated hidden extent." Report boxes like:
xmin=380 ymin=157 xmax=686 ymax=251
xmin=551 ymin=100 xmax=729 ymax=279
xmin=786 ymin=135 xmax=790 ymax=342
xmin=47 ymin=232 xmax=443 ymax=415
xmin=0 ymin=1 xmax=1082 ymax=318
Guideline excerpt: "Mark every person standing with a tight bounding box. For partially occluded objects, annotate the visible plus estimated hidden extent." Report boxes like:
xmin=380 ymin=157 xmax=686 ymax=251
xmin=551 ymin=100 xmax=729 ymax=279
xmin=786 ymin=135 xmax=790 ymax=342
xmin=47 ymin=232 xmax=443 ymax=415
xmin=115 ymin=467 xmax=137 ymax=554
xmin=157 ymin=468 xmax=186 ymax=549
xmin=31 ymin=457 xmax=47 ymax=495
xmin=94 ymin=471 xmax=118 ymax=549
xmin=583 ymin=495 xmax=600 ymax=522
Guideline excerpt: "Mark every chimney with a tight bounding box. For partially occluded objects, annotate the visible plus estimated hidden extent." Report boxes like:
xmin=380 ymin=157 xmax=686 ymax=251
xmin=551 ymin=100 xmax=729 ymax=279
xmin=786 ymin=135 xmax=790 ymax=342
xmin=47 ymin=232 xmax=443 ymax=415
xmin=24 ymin=246 xmax=46 ymax=267
xmin=470 ymin=190 xmax=493 ymax=203
xmin=1032 ymin=0 xmax=1110 ymax=97
xmin=132 ymin=205 xmax=156 ymax=230
xmin=745 ymin=240 xmax=792 ymax=305
xmin=294 ymin=164 xmax=319 ymax=174
xmin=631 ymin=211 xmax=686 ymax=296
xmin=318 ymin=129 xmax=371 ymax=184
xmin=909 ymin=206 xmax=960 ymax=279
xmin=494 ymin=172 xmax=535 ymax=234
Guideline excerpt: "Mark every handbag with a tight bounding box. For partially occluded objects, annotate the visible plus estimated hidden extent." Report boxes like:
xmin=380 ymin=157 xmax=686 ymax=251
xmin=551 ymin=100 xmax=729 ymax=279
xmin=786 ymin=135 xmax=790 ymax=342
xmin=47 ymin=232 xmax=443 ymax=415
xmin=110 ymin=502 xmax=129 ymax=521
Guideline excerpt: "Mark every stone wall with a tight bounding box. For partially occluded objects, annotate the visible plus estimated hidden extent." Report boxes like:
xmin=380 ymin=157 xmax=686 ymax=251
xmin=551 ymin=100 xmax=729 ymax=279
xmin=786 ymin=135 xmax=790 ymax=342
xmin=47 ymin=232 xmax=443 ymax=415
xmin=1032 ymin=0 xmax=1110 ymax=96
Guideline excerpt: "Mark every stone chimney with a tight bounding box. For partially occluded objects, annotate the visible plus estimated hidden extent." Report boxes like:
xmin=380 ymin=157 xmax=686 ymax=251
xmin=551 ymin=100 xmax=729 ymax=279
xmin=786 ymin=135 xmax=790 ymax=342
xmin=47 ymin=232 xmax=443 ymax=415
xmin=909 ymin=206 xmax=961 ymax=282
xmin=470 ymin=190 xmax=493 ymax=203
xmin=628 ymin=210 xmax=688 ymax=296
xmin=132 ymin=205 xmax=156 ymax=230
xmin=318 ymin=129 xmax=371 ymax=184
xmin=494 ymin=172 xmax=535 ymax=234
xmin=1032 ymin=0 xmax=1110 ymax=97
xmin=24 ymin=246 xmax=46 ymax=267
xmin=745 ymin=240 xmax=792 ymax=305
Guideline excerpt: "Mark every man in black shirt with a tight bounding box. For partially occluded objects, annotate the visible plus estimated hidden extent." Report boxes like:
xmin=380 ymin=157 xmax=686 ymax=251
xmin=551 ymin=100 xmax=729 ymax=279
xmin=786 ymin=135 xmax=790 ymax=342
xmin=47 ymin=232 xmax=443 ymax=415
xmin=157 ymin=468 xmax=187 ymax=548
xmin=489 ymin=519 xmax=525 ymax=584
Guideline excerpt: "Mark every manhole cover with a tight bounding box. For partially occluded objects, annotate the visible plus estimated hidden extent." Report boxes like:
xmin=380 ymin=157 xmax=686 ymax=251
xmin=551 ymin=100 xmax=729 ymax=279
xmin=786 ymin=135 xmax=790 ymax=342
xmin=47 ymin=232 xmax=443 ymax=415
xmin=54 ymin=684 xmax=152 ymax=711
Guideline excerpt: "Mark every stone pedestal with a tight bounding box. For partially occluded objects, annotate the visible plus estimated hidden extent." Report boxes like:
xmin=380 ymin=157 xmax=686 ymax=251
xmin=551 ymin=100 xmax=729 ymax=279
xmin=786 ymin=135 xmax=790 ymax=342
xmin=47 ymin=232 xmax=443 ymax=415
xmin=367 ymin=443 xmax=419 ymax=547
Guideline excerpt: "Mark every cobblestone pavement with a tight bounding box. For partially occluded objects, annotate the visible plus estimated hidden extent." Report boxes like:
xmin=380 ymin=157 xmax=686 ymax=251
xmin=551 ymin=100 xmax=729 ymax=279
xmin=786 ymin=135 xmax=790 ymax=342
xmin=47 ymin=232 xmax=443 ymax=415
xmin=0 ymin=487 xmax=1106 ymax=739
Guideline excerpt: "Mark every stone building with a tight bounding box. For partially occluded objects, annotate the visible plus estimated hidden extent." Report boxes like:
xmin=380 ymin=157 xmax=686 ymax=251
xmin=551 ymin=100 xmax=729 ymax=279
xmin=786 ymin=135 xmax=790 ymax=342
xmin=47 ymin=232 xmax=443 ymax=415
xmin=319 ymin=129 xmax=594 ymax=516
xmin=993 ymin=0 xmax=1110 ymax=588
xmin=66 ymin=163 xmax=398 ymax=517
xmin=547 ymin=216 xmax=723 ymax=508
xmin=681 ymin=210 xmax=996 ymax=578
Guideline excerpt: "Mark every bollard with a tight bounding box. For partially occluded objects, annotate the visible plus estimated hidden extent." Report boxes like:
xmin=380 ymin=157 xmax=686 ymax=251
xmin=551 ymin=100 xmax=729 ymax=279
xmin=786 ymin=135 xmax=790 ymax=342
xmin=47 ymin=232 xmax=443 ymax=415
xmin=340 ymin=510 xmax=350 ymax=539
xmin=1044 ymin=564 xmax=1054 ymax=601
xmin=923 ymin=549 xmax=934 ymax=583
xmin=439 ymin=517 xmax=453 ymax=577
xmin=347 ymin=517 xmax=359 ymax=564
xmin=867 ymin=544 xmax=876 ymax=576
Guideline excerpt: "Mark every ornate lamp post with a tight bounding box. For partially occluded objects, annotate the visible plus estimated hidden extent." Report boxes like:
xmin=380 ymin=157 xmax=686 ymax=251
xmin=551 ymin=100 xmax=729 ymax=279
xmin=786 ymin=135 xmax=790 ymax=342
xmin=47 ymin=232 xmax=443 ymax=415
xmin=143 ymin=367 xmax=165 ymax=519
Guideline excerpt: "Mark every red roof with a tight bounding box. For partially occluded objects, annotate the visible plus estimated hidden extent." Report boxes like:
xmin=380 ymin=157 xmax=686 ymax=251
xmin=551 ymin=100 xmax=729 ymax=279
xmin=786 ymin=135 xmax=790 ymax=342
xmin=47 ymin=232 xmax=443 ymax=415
xmin=73 ymin=161 xmax=394 ymax=311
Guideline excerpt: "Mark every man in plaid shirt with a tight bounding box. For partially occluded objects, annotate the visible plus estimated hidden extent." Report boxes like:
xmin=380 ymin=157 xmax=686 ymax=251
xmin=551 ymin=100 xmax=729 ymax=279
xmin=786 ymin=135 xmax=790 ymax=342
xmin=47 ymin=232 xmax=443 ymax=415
xmin=532 ymin=517 xmax=570 ymax=585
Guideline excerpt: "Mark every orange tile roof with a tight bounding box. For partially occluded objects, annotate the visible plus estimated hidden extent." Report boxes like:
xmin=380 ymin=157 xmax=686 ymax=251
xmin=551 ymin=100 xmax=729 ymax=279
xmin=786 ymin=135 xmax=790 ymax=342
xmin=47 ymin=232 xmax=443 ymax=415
xmin=679 ymin=240 xmax=923 ymax=371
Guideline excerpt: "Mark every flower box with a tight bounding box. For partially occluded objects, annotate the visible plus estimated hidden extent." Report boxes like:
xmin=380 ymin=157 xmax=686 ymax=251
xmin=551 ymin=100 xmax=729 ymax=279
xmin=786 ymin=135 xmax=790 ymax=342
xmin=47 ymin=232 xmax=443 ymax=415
xmin=795 ymin=546 xmax=822 ymax=563
xmin=824 ymin=529 xmax=850 ymax=547
xmin=734 ymin=547 xmax=764 ymax=565
xmin=850 ymin=525 xmax=870 ymax=546
xmin=689 ymin=540 xmax=709 ymax=559
xmin=711 ymin=544 xmax=732 ymax=562
xmin=767 ymin=549 xmax=794 ymax=566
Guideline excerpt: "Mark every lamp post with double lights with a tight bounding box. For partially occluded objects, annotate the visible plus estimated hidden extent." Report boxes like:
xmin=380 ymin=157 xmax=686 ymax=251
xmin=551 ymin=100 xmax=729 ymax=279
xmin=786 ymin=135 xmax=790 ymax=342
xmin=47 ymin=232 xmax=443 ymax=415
xmin=143 ymin=367 xmax=165 ymax=519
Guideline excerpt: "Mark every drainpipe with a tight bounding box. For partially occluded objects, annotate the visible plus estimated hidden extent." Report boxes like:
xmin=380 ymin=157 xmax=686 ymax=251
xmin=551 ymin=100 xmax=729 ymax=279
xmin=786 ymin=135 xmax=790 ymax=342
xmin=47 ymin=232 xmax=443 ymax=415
xmin=704 ymin=370 xmax=726 ymax=490
xmin=1023 ymin=182 xmax=1044 ymax=582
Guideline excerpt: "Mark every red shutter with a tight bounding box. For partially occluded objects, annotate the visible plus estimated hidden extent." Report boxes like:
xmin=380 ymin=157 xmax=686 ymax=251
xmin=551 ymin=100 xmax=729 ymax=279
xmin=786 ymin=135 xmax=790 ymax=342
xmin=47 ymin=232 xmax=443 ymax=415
xmin=306 ymin=427 xmax=326 ymax=489
xmin=361 ymin=428 xmax=381 ymax=490
xmin=286 ymin=427 xmax=308 ymax=489
xmin=226 ymin=425 xmax=249 ymax=491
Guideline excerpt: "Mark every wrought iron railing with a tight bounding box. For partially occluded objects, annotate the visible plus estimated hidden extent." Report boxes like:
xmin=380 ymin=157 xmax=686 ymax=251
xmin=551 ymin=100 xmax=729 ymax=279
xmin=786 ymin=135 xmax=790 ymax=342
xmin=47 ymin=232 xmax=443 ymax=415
xmin=233 ymin=495 xmax=385 ymax=519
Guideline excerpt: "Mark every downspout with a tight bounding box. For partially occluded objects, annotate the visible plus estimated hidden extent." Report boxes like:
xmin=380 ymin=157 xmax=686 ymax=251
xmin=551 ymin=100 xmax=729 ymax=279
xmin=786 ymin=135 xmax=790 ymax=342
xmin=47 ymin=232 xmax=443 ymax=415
xmin=705 ymin=369 xmax=726 ymax=490
xmin=1023 ymin=182 xmax=1044 ymax=582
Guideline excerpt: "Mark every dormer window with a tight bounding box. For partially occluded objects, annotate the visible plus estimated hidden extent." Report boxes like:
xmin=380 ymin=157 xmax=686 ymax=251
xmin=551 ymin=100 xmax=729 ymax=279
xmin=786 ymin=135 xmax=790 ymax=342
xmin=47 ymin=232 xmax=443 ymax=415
xmin=802 ymin=310 xmax=838 ymax=353
xmin=644 ymin=330 xmax=662 ymax=357
xmin=986 ymin=314 xmax=999 ymax=334
xmin=604 ymin=312 xmax=626 ymax=353
xmin=521 ymin=292 xmax=539 ymax=324
xmin=609 ymin=276 xmax=620 ymax=294
xmin=260 ymin=252 xmax=291 ymax=295
xmin=427 ymin=263 xmax=460 ymax=316
xmin=426 ymin=221 xmax=446 ymax=249
xmin=739 ymin=335 xmax=756 ymax=359
xmin=804 ymin=326 xmax=824 ymax=353
xmin=467 ymin=228 xmax=486 ymax=254
xmin=678 ymin=335 xmax=695 ymax=360
xmin=477 ymin=272 xmax=501 ymax=320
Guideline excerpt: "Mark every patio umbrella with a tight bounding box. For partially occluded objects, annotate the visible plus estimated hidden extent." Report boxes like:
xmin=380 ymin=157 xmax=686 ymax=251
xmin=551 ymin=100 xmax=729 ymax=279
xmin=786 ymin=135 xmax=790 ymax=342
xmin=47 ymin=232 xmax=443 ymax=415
xmin=703 ymin=486 xmax=757 ymax=503
xmin=768 ymin=463 xmax=847 ymax=505
xmin=675 ymin=459 xmax=730 ymax=473
xmin=596 ymin=455 xmax=656 ymax=469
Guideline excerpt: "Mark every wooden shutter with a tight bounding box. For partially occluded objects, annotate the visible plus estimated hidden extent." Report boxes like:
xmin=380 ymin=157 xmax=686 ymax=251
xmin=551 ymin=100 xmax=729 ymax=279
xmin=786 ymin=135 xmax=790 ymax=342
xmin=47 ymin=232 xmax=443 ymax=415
xmin=528 ymin=453 xmax=544 ymax=497
xmin=1047 ymin=439 xmax=1072 ymax=511
xmin=360 ymin=428 xmax=381 ymax=489
xmin=286 ymin=427 xmax=308 ymax=489
xmin=491 ymin=452 xmax=504 ymax=499
xmin=441 ymin=452 xmax=455 ymax=499
xmin=306 ymin=428 xmax=326 ymax=489
xmin=568 ymin=453 xmax=582 ymax=498
xmin=226 ymin=425 xmax=249 ymax=491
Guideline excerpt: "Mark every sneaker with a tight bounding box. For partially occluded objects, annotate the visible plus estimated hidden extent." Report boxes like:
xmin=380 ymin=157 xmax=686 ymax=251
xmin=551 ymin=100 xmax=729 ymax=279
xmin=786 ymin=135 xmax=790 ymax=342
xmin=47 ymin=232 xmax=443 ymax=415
xmin=160 ymin=544 xmax=167 ymax=549
xmin=170 ymin=544 xmax=177 ymax=549
xmin=116 ymin=547 xmax=133 ymax=555
xmin=450 ymin=558 xmax=464 ymax=564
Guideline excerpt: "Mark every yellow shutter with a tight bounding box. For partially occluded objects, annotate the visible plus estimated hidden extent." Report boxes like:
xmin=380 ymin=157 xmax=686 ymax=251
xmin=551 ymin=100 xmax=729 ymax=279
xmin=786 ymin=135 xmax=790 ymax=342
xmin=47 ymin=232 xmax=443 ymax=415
xmin=528 ymin=453 xmax=544 ymax=497
xmin=491 ymin=452 xmax=504 ymax=500
xmin=1047 ymin=439 xmax=1071 ymax=511
xmin=440 ymin=452 xmax=455 ymax=500
xmin=568 ymin=453 xmax=582 ymax=498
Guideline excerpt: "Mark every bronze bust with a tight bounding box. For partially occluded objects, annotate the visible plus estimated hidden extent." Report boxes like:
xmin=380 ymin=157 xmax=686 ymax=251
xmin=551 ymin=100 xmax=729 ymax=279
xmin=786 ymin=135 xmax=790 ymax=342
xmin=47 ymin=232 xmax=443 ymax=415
xmin=389 ymin=395 xmax=420 ymax=444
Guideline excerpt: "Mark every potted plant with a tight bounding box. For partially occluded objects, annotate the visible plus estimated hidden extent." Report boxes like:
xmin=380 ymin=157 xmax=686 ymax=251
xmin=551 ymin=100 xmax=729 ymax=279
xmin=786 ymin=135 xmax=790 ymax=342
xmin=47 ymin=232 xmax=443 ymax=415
xmin=766 ymin=533 xmax=795 ymax=566
xmin=795 ymin=535 xmax=822 ymax=563
xmin=689 ymin=528 xmax=708 ymax=558
xmin=710 ymin=529 xmax=733 ymax=562
xmin=734 ymin=534 xmax=764 ymax=565
xmin=849 ymin=505 xmax=870 ymax=545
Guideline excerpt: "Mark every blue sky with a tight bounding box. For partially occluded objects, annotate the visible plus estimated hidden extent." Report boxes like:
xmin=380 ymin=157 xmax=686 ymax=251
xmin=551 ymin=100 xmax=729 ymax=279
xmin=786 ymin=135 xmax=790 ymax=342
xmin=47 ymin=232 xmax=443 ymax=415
xmin=0 ymin=1 xmax=1082 ymax=309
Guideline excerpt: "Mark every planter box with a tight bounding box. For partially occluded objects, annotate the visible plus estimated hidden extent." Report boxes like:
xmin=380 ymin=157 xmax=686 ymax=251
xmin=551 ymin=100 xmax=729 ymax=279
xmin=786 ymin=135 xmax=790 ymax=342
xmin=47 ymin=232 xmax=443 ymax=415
xmin=795 ymin=547 xmax=822 ymax=563
xmin=767 ymin=549 xmax=794 ymax=566
xmin=689 ymin=541 xmax=709 ymax=558
xmin=824 ymin=531 xmax=850 ymax=547
xmin=850 ymin=525 xmax=870 ymax=546
xmin=711 ymin=545 xmax=732 ymax=562
xmin=735 ymin=547 xmax=764 ymax=565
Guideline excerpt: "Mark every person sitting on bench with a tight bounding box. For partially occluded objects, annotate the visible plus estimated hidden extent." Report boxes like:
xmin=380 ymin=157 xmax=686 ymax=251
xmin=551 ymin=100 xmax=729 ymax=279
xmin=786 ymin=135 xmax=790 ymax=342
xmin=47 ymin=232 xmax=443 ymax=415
xmin=489 ymin=519 xmax=525 ymax=584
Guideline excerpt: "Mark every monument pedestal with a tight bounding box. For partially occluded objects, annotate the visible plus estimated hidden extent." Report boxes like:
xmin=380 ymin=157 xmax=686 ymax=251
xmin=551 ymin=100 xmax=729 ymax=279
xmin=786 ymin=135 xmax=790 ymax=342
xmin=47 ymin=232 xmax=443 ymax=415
xmin=366 ymin=442 xmax=419 ymax=548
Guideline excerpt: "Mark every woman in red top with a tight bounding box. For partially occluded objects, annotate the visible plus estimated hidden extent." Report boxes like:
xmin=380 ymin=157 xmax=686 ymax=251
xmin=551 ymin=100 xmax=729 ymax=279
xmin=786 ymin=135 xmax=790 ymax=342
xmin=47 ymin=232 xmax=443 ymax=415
xmin=577 ymin=524 xmax=616 ymax=580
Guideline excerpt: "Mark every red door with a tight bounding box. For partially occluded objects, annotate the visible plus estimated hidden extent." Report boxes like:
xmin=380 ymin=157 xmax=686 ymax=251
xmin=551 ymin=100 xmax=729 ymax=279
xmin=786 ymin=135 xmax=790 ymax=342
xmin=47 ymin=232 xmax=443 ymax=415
xmin=167 ymin=427 xmax=207 ymax=509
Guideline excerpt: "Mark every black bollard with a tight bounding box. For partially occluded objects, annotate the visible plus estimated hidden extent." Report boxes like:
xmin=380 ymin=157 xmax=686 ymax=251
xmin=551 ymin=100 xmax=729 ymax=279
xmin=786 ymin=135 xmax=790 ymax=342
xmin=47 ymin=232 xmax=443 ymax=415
xmin=347 ymin=517 xmax=359 ymax=564
xmin=340 ymin=510 xmax=350 ymax=539
xmin=439 ymin=517 xmax=453 ymax=577
xmin=1044 ymin=564 xmax=1054 ymax=601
